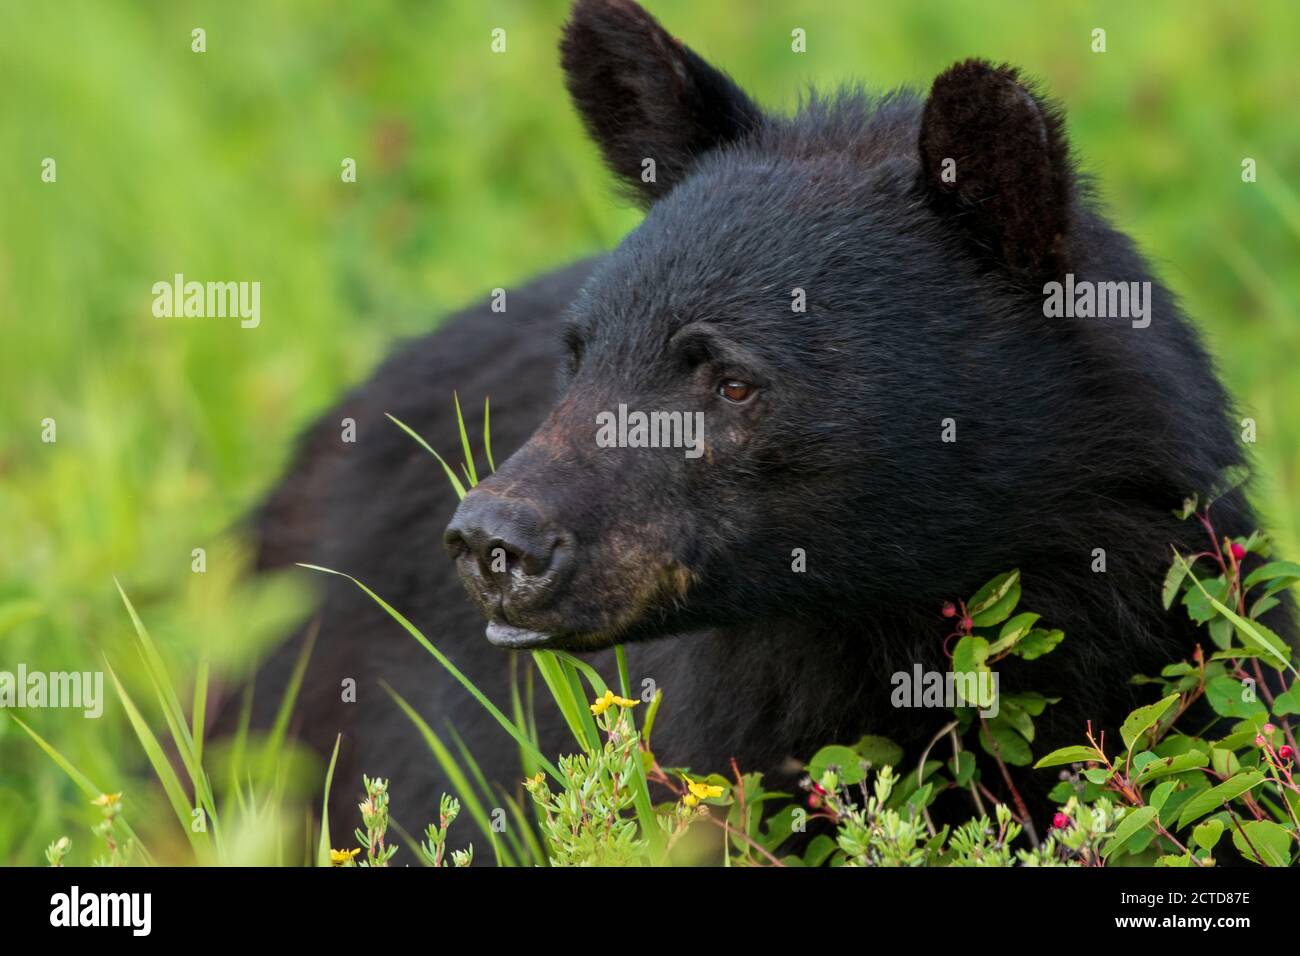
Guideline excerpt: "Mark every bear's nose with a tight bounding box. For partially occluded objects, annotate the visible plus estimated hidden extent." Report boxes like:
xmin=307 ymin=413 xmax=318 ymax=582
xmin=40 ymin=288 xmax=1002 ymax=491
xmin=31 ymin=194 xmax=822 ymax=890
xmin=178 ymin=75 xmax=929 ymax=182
xmin=443 ymin=492 xmax=571 ymax=605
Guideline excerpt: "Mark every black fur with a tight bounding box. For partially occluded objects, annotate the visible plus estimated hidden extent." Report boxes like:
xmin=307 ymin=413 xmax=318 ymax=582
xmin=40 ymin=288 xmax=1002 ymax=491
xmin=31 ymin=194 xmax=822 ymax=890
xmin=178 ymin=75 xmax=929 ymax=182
xmin=224 ymin=0 xmax=1293 ymax=839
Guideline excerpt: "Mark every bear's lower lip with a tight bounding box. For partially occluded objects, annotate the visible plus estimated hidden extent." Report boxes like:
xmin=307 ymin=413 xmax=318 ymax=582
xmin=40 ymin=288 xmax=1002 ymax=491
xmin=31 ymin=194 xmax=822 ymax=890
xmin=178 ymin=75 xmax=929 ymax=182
xmin=485 ymin=620 xmax=555 ymax=649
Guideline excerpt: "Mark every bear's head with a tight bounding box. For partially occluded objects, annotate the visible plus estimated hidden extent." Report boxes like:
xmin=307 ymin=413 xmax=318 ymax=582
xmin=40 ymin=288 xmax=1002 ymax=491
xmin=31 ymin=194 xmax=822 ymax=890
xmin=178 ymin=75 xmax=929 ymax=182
xmin=444 ymin=0 xmax=1094 ymax=651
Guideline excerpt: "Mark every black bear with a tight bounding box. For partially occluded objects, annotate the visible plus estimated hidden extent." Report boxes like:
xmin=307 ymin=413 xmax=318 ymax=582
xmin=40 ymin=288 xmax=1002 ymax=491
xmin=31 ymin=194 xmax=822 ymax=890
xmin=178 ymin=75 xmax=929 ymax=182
xmin=235 ymin=0 xmax=1291 ymax=836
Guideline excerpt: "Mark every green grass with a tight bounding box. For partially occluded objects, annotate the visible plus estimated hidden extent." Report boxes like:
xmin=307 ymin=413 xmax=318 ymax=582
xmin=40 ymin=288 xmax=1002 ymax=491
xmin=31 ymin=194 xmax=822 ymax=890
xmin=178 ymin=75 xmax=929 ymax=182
xmin=1 ymin=0 xmax=1297 ymax=864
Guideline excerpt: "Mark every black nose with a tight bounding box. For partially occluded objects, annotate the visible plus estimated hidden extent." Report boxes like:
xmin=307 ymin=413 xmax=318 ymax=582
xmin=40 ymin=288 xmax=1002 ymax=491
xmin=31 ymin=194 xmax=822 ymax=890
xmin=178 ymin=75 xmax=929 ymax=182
xmin=443 ymin=493 xmax=570 ymax=603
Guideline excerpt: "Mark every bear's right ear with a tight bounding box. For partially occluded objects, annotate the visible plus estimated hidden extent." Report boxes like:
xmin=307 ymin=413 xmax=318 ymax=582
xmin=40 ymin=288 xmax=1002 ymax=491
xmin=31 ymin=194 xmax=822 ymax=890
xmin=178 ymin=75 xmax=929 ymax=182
xmin=560 ymin=0 xmax=764 ymax=206
xmin=917 ymin=60 xmax=1074 ymax=279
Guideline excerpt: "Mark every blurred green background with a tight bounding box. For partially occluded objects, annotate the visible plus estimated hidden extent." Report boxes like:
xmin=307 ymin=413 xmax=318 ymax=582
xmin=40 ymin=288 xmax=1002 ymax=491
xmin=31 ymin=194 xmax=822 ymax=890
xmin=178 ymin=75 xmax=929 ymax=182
xmin=0 ymin=0 xmax=1296 ymax=864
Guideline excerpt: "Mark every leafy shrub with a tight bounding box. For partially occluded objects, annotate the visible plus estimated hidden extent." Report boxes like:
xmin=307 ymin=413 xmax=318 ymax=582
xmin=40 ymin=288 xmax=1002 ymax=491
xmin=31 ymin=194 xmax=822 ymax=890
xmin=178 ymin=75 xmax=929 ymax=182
xmin=25 ymin=410 xmax=1299 ymax=867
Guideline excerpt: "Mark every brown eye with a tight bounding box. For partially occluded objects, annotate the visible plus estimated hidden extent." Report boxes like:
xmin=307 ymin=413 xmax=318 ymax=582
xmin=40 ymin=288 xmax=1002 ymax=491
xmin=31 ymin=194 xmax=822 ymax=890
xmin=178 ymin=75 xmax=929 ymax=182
xmin=718 ymin=379 xmax=754 ymax=404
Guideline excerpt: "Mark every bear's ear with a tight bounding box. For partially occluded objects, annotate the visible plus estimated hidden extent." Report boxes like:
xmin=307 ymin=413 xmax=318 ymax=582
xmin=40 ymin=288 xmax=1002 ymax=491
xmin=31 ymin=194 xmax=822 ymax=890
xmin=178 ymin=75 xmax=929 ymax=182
xmin=560 ymin=0 xmax=764 ymax=206
xmin=917 ymin=60 xmax=1073 ymax=279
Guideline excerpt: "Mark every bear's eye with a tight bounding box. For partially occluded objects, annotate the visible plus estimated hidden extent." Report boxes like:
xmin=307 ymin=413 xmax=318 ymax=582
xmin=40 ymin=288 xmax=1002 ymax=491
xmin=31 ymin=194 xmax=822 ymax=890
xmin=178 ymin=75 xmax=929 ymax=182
xmin=717 ymin=379 xmax=755 ymax=404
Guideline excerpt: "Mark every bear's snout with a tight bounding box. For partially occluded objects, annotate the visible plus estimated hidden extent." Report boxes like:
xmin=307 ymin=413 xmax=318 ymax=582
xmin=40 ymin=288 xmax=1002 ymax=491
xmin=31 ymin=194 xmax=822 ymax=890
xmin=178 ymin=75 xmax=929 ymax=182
xmin=443 ymin=490 xmax=574 ymax=644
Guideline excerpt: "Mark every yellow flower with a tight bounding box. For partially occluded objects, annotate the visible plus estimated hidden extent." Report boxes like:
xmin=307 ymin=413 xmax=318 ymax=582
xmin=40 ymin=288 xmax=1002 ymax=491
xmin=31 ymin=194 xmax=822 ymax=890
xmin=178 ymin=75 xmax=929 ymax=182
xmin=91 ymin=793 xmax=122 ymax=808
xmin=686 ymin=780 xmax=728 ymax=806
xmin=330 ymin=848 xmax=361 ymax=866
xmin=682 ymin=778 xmax=725 ymax=807
xmin=526 ymin=771 xmax=546 ymax=788
xmin=589 ymin=689 xmax=638 ymax=715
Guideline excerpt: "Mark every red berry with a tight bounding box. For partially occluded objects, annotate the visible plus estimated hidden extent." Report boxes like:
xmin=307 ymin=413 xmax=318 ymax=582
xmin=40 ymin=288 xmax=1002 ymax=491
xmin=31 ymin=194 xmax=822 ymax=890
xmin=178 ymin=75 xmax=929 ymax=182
xmin=1280 ymin=746 xmax=1295 ymax=762
xmin=812 ymin=781 xmax=827 ymax=795
xmin=1230 ymin=542 xmax=1247 ymax=562
xmin=1052 ymin=812 xmax=1070 ymax=830
xmin=941 ymin=602 xmax=957 ymax=618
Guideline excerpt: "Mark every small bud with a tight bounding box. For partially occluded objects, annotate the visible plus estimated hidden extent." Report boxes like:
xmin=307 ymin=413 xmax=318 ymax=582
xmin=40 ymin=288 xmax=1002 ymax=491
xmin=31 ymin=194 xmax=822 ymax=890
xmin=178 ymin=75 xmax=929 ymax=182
xmin=1263 ymin=723 xmax=1276 ymax=734
xmin=1229 ymin=542 xmax=1246 ymax=562
xmin=1052 ymin=812 xmax=1070 ymax=830
xmin=1255 ymin=734 xmax=1267 ymax=747
xmin=808 ymin=793 xmax=821 ymax=809
xmin=941 ymin=601 xmax=957 ymax=618
xmin=960 ymin=616 xmax=973 ymax=631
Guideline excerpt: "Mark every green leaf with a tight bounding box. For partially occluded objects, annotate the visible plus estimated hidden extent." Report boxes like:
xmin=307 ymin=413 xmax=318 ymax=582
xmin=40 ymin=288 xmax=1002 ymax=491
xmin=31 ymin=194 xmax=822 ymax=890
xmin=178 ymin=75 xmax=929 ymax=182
xmin=1192 ymin=819 xmax=1224 ymax=851
xmin=1205 ymin=675 xmax=1268 ymax=719
xmin=967 ymin=570 xmax=1021 ymax=627
xmin=1015 ymin=628 xmax=1064 ymax=660
xmin=994 ymin=703 xmax=1035 ymax=744
xmin=1162 ymin=556 xmax=1191 ymax=610
xmin=853 ymin=735 xmax=904 ymax=768
xmin=980 ymin=722 xmax=1032 ymax=766
xmin=1182 ymin=575 xmax=1226 ymax=624
xmin=1005 ymin=691 xmax=1053 ymax=716
xmin=1208 ymin=616 xmax=1233 ymax=650
xmin=951 ymin=637 xmax=990 ymax=707
xmin=1179 ymin=556 xmax=1295 ymax=674
xmin=1230 ymin=820 xmax=1293 ymax=867
xmin=1206 ymin=464 xmax=1250 ymax=506
xmin=1242 ymin=560 xmax=1300 ymax=590
xmin=808 ymin=745 xmax=867 ymax=785
xmin=988 ymin=612 xmax=1040 ymax=655
xmin=1120 ymin=693 xmax=1180 ymax=753
xmin=1271 ymin=685 xmax=1300 ymax=717
xmin=948 ymin=750 xmax=976 ymax=787
xmin=1132 ymin=749 xmax=1210 ymax=787
xmin=1103 ymin=806 xmax=1158 ymax=859
xmin=1176 ymin=772 xmax=1266 ymax=829
xmin=1033 ymin=745 xmax=1103 ymax=769
xmin=952 ymin=635 xmax=990 ymax=674
xmin=1148 ymin=780 xmax=1178 ymax=812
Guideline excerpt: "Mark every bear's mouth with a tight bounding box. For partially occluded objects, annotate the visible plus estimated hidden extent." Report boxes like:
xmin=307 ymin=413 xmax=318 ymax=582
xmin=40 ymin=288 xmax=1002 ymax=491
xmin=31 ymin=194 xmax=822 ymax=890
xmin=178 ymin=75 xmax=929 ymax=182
xmin=484 ymin=620 xmax=556 ymax=649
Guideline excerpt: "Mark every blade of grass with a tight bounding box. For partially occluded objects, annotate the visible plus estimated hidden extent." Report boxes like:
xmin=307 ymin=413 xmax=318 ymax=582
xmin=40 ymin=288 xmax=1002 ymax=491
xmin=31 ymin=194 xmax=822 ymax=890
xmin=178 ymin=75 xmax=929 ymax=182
xmin=386 ymin=413 xmax=466 ymax=499
xmin=8 ymin=713 xmax=156 ymax=864
xmin=447 ymin=722 xmax=527 ymax=865
xmin=561 ymin=658 xmax=601 ymax=751
xmin=615 ymin=644 xmax=632 ymax=700
xmin=642 ymin=688 xmax=664 ymax=750
xmin=453 ymin=391 xmax=479 ymax=487
xmin=257 ymin=621 xmax=318 ymax=786
xmin=316 ymin=733 xmax=342 ymax=866
xmin=192 ymin=654 xmax=209 ymax=769
xmin=226 ymin=683 xmax=254 ymax=818
xmin=495 ymin=786 xmax=548 ymax=866
xmin=531 ymin=650 xmax=593 ymax=750
xmin=300 ymin=563 xmax=560 ymax=781
xmin=104 ymin=660 xmax=211 ymax=860
xmin=382 ymin=682 xmax=513 ymax=867
xmin=115 ymin=579 xmax=219 ymax=841
xmin=484 ymin=396 xmax=496 ymax=473
xmin=554 ymin=649 xmax=609 ymax=697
